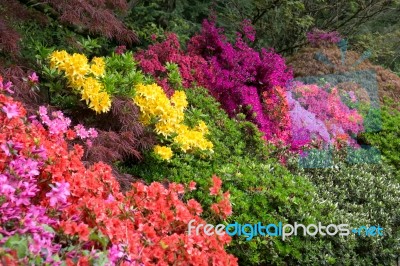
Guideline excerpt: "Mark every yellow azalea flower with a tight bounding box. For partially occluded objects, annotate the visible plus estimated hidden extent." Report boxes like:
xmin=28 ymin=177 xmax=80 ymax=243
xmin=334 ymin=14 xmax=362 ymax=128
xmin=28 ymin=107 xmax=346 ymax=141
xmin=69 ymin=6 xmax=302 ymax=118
xmin=88 ymin=91 xmax=111 ymax=113
xmin=154 ymin=145 xmax=173 ymax=161
xmin=49 ymin=50 xmax=69 ymax=69
xmin=155 ymin=122 xmax=175 ymax=137
xmin=195 ymin=121 xmax=209 ymax=134
xmin=70 ymin=76 xmax=86 ymax=90
xmin=81 ymin=77 xmax=102 ymax=104
xmin=49 ymin=50 xmax=112 ymax=114
xmin=90 ymin=57 xmax=105 ymax=77
xmin=139 ymin=114 xmax=152 ymax=125
xmin=171 ymin=90 xmax=188 ymax=110
xmin=134 ymin=83 xmax=213 ymax=155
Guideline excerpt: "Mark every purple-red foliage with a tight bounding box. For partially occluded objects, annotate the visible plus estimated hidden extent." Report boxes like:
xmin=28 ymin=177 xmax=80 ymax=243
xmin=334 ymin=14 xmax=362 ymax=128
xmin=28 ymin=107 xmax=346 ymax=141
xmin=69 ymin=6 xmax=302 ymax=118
xmin=0 ymin=0 xmax=48 ymax=55
xmin=187 ymin=20 xmax=293 ymax=140
xmin=0 ymin=19 xmax=20 ymax=55
xmin=306 ymin=28 xmax=342 ymax=47
xmin=42 ymin=0 xmax=137 ymax=44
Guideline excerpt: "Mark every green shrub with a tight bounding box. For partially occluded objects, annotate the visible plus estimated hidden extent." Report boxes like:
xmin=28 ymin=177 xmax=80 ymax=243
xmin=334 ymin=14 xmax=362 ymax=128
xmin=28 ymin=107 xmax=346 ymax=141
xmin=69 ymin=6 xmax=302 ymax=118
xmin=360 ymin=100 xmax=400 ymax=181
xmin=290 ymin=152 xmax=400 ymax=265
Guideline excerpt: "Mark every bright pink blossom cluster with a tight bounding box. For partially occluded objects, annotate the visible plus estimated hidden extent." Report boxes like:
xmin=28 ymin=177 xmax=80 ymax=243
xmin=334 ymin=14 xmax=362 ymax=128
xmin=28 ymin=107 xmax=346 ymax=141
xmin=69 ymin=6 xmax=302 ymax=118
xmin=135 ymin=20 xmax=363 ymax=151
xmin=186 ymin=19 xmax=293 ymax=140
xmin=288 ymin=82 xmax=364 ymax=148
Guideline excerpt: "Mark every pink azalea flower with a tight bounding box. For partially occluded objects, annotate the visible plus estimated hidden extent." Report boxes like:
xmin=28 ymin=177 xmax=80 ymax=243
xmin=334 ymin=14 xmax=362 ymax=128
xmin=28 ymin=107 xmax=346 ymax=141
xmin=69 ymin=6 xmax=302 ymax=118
xmin=105 ymin=194 xmax=115 ymax=203
xmin=0 ymin=77 xmax=14 ymax=94
xmin=74 ymin=124 xmax=89 ymax=139
xmin=348 ymin=91 xmax=357 ymax=103
xmin=88 ymin=128 xmax=98 ymax=138
xmin=38 ymin=106 xmax=48 ymax=117
xmin=28 ymin=72 xmax=39 ymax=83
xmin=108 ymin=244 xmax=125 ymax=263
xmin=86 ymin=139 xmax=93 ymax=147
xmin=2 ymin=103 xmax=19 ymax=119
xmin=46 ymin=181 xmax=70 ymax=207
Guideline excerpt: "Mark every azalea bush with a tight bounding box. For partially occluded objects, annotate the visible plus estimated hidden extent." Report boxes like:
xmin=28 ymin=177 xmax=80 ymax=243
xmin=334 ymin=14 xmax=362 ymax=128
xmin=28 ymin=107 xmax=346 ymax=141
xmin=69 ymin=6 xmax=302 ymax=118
xmin=135 ymin=19 xmax=365 ymax=154
xmin=135 ymin=33 xmax=208 ymax=94
xmin=133 ymin=83 xmax=213 ymax=160
xmin=43 ymin=49 xmax=150 ymax=115
xmin=288 ymin=82 xmax=364 ymax=149
xmin=0 ymin=77 xmax=237 ymax=265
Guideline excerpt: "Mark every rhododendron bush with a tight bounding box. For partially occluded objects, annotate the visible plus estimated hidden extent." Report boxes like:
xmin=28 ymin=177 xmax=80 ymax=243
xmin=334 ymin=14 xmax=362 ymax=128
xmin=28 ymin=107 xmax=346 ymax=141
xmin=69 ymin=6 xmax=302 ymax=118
xmin=287 ymin=82 xmax=364 ymax=149
xmin=0 ymin=77 xmax=237 ymax=265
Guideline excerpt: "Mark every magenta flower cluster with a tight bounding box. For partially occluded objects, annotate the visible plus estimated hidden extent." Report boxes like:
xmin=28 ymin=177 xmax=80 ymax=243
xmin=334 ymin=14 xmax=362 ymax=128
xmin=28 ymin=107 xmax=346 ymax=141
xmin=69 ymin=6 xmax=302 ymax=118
xmin=187 ymin=19 xmax=293 ymax=140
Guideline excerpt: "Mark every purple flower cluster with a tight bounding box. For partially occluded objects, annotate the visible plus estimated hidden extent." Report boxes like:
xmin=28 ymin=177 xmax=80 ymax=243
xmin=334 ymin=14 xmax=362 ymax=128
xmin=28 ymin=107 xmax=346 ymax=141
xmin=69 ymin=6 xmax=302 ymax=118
xmin=0 ymin=141 xmax=62 ymax=263
xmin=286 ymin=91 xmax=331 ymax=149
xmin=38 ymin=106 xmax=72 ymax=135
xmin=187 ymin=19 xmax=293 ymax=140
xmin=288 ymin=82 xmax=364 ymax=148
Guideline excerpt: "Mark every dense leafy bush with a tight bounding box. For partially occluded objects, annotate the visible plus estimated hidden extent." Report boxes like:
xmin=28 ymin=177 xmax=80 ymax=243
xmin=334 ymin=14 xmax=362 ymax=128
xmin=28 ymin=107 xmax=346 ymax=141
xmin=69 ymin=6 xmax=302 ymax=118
xmin=360 ymin=101 xmax=400 ymax=181
xmin=290 ymin=152 xmax=400 ymax=265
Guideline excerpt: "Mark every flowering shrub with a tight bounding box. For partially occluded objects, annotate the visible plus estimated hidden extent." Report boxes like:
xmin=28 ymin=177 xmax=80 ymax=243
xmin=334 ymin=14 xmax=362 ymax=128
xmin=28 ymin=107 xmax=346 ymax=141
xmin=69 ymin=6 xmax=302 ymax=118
xmin=0 ymin=77 xmax=236 ymax=265
xmin=290 ymin=82 xmax=364 ymax=147
xmin=286 ymin=90 xmax=331 ymax=149
xmin=262 ymin=86 xmax=291 ymax=145
xmin=0 ymin=78 xmax=98 ymax=264
xmin=135 ymin=21 xmax=362 ymax=152
xmin=49 ymin=50 xmax=111 ymax=113
xmin=187 ymin=19 xmax=293 ymax=141
xmin=134 ymin=83 xmax=213 ymax=159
